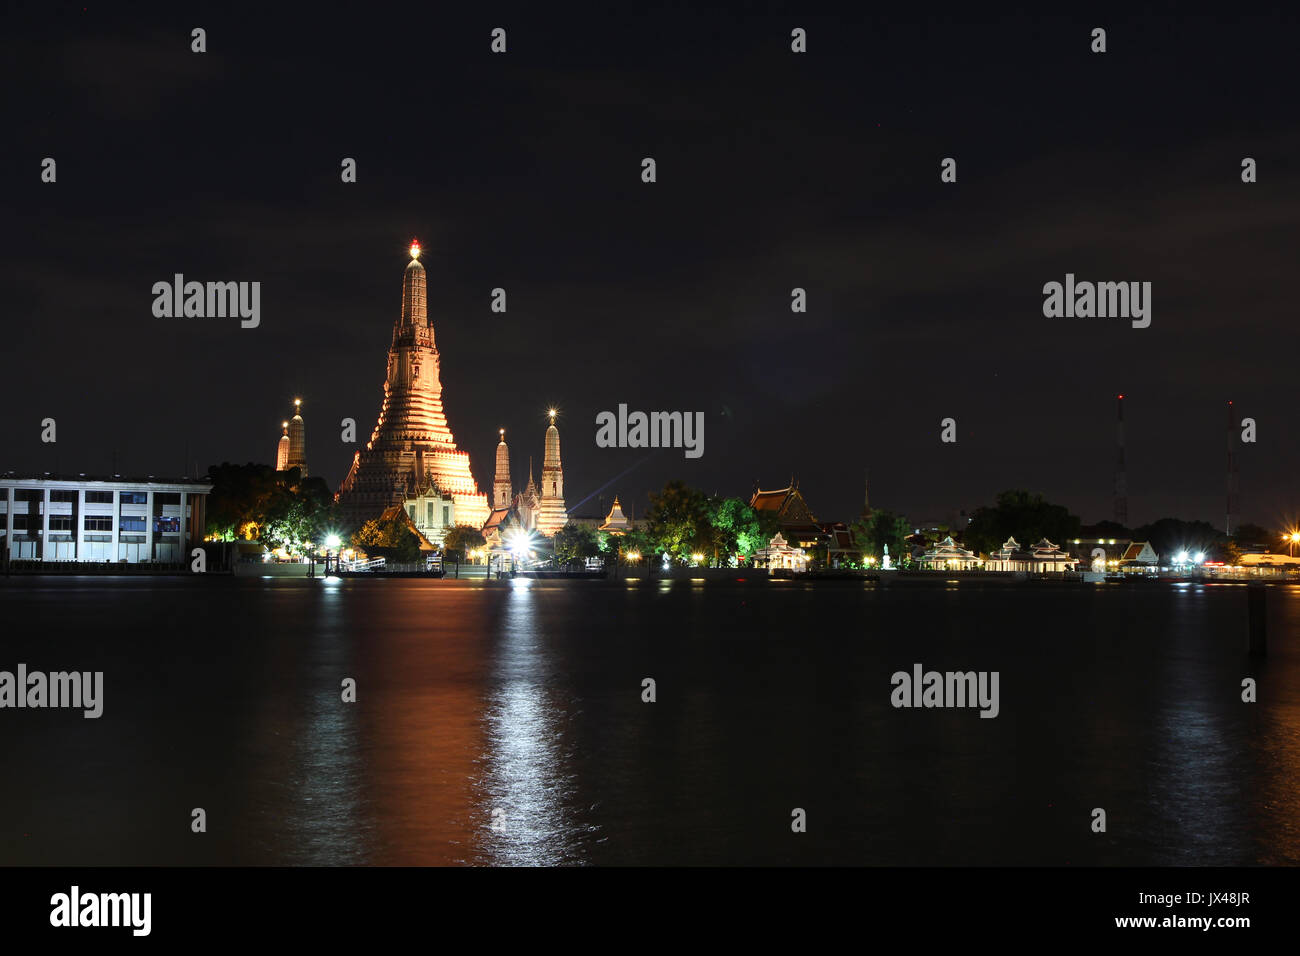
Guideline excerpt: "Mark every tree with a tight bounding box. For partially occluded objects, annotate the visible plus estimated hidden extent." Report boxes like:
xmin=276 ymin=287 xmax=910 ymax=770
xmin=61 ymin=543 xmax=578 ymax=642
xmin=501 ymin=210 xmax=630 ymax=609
xmin=851 ymin=509 xmax=911 ymax=564
xmin=554 ymin=522 xmax=601 ymax=566
xmin=442 ymin=524 xmax=486 ymax=562
xmin=205 ymin=462 xmax=338 ymax=552
xmin=708 ymin=497 xmax=766 ymax=565
xmin=645 ymin=480 xmax=711 ymax=563
xmin=351 ymin=512 xmax=423 ymax=563
xmin=1215 ymin=538 xmax=1243 ymax=566
xmin=608 ymin=528 xmax=652 ymax=564
xmin=965 ymin=490 xmax=1081 ymax=556
xmin=1233 ymin=523 xmax=1274 ymax=548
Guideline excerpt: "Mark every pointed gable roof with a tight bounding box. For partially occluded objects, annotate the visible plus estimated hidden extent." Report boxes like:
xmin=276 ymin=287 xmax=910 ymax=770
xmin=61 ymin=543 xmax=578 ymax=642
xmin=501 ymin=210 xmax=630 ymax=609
xmin=378 ymin=504 xmax=436 ymax=551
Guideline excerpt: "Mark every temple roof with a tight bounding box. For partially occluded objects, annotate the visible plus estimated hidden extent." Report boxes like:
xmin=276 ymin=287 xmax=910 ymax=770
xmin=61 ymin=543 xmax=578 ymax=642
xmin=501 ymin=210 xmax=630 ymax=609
xmin=601 ymin=496 xmax=631 ymax=531
xmin=377 ymin=505 xmax=436 ymax=551
xmin=750 ymin=487 xmax=791 ymax=511
xmin=483 ymin=507 xmax=510 ymax=532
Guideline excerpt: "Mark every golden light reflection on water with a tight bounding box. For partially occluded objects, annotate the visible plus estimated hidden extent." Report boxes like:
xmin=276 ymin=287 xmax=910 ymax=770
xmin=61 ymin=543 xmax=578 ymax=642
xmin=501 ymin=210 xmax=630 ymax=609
xmin=181 ymin=578 xmax=1300 ymax=865
xmin=475 ymin=580 xmax=587 ymax=865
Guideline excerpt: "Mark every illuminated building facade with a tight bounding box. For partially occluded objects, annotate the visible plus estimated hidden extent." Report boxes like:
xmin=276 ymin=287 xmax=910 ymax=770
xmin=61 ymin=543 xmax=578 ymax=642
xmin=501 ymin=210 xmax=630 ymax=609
xmin=535 ymin=411 xmax=568 ymax=536
xmin=484 ymin=419 xmax=561 ymax=539
xmin=275 ymin=421 xmax=290 ymax=471
xmin=401 ymin=475 xmax=456 ymax=547
xmin=337 ymin=241 xmax=490 ymax=529
xmin=1 ymin=474 xmax=211 ymax=564
xmin=286 ymin=399 xmax=307 ymax=475
xmin=600 ymin=497 xmax=631 ymax=535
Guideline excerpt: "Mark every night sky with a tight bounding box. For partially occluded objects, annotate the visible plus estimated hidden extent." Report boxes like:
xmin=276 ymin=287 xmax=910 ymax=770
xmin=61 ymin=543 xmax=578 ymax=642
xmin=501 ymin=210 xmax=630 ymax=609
xmin=3 ymin=3 xmax=1297 ymax=530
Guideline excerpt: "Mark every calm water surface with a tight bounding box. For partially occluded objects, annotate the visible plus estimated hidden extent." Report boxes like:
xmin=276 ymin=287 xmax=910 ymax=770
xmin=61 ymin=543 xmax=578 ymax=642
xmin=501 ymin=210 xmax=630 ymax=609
xmin=2 ymin=576 xmax=1298 ymax=865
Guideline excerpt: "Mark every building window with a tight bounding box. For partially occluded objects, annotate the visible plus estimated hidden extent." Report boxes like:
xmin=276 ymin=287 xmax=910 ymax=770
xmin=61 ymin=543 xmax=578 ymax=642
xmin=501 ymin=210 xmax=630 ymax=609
xmin=84 ymin=516 xmax=113 ymax=532
xmin=443 ymin=505 xmax=450 ymax=525
xmin=120 ymin=492 xmax=147 ymax=505
xmin=119 ymin=517 xmax=146 ymax=533
xmin=14 ymin=489 xmax=42 ymax=502
xmin=155 ymin=492 xmax=180 ymax=505
xmin=12 ymin=515 xmax=29 ymax=530
xmin=51 ymin=490 xmax=78 ymax=503
xmin=85 ymin=491 xmax=114 ymax=504
xmin=427 ymin=503 xmax=435 ymax=527
xmin=49 ymin=516 xmax=73 ymax=531
xmin=408 ymin=505 xmax=416 ymax=522
xmin=155 ymin=517 xmax=180 ymax=533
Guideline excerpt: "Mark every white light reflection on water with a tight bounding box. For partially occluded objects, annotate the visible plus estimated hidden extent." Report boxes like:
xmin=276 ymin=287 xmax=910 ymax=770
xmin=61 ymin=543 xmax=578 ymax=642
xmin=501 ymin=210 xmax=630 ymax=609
xmin=477 ymin=580 xmax=587 ymax=864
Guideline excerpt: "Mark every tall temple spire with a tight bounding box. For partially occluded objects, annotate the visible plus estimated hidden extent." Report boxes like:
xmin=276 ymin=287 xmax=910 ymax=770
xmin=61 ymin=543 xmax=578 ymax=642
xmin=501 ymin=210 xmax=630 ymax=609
xmin=286 ymin=398 xmax=307 ymax=476
xmin=336 ymin=244 xmax=490 ymax=529
xmin=400 ymin=238 xmax=428 ymax=332
xmin=275 ymin=421 xmax=290 ymax=471
xmin=494 ymin=428 xmax=513 ymax=510
xmin=536 ymin=408 xmax=568 ymax=536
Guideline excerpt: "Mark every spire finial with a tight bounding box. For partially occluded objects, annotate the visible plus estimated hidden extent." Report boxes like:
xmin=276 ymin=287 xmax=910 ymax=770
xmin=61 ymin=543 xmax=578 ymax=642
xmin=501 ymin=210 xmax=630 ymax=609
xmin=409 ymin=238 xmax=421 ymax=260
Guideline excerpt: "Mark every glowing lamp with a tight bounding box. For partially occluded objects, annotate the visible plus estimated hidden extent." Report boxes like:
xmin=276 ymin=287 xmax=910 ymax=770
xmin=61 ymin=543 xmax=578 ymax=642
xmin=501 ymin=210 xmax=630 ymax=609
xmin=409 ymin=240 xmax=421 ymax=259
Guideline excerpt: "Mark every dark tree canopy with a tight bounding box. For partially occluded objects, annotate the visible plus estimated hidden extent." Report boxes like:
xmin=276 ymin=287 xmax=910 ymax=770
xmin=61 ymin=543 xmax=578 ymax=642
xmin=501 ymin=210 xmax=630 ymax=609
xmin=205 ymin=461 xmax=338 ymax=552
xmin=965 ymin=490 xmax=1081 ymax=556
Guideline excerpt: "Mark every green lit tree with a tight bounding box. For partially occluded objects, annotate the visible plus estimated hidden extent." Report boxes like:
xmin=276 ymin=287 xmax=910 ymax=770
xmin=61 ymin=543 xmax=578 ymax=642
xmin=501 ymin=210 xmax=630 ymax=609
xmin=645 ymin=480 xmax=711 ymax=564
xmin=708 ymin=497 xmax=766 ymax=565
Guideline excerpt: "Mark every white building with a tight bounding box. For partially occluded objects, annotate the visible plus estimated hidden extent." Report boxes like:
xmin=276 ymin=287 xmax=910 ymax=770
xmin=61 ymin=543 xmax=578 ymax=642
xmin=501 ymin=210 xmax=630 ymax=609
xmin=1 ymin=474 xmax=212 ymax=564
xmin=754 ymin=532 xmax=808 ymax=572
xmin=402 ymin=475 xmax=456 ymax=547
xmin=919 ymin=535 xmax=982 ymax=570
xmin=985 ymin=536 xmax=1074 ymax=573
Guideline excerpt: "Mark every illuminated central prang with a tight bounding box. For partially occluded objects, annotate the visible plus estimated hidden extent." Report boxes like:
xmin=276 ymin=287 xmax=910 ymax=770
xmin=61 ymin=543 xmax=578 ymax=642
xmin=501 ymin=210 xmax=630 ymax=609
xmin=337 ymin=245 xmax=489 ymax=528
